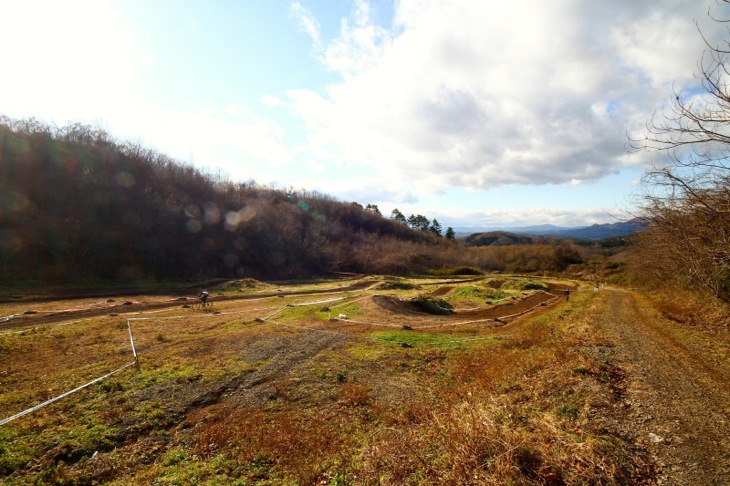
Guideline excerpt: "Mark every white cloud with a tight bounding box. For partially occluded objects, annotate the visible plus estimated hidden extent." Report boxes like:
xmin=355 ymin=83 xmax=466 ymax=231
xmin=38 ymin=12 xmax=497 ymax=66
xmin=261 ymin=95 xmax=284 ymax=107
xmin=323 ymin=0 xmax=391 ymax=76
xmin=289 ymin=1 xmax=322 ymax=46
xmin=290 ymin=0 xmax=720 ymax=195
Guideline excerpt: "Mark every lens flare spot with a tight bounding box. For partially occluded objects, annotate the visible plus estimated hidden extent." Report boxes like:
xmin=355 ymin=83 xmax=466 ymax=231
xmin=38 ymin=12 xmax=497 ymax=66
xmin=224 ymin=206 xmax=257 ymax=230
xmin=224 ymin=211 xmax=241 ymax=230
xmin=311 ymin=210 xmax=326 ymax=223
xmin=114 ymin=171 xmax=135 ymax=188
xmin=203 ymin=202 xmax=221 ymax=224
xmin=185 ymin=204 xmax=201 ymax=219
xmin=239 ymin=206 xmax=256 ymax=222
xmin=186 ymin=220 xmax=202 ymax=233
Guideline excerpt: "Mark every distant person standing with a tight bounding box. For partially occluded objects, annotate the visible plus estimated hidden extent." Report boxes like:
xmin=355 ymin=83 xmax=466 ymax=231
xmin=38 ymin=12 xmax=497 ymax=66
xmin=564 ymin=290 xmax=570 ymax=301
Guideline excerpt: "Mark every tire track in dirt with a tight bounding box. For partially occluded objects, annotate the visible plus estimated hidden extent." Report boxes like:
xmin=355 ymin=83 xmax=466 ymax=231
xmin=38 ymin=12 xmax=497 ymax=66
xmin=596 ymin=289 xmax=730 ymax=485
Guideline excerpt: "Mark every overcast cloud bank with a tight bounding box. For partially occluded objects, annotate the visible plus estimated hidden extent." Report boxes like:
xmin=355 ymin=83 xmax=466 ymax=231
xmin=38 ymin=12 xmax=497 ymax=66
xmin=289 ymin=0 xmax=722 ymax=199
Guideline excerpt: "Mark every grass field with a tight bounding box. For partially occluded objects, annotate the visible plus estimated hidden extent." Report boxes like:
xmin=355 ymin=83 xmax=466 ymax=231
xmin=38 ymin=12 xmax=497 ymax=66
xmin=0 ymin=275 xmax=643 ymax=484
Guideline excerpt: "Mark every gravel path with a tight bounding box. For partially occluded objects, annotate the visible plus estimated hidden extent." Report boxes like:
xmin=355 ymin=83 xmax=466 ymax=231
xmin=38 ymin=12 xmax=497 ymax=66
xmin=596 ymin=289 xmax=730 ymax=485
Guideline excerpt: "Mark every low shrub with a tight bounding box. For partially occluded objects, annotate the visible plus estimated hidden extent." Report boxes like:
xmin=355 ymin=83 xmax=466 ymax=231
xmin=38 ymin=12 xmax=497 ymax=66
xmin=410 ymin=295 xmax=454 ymax=315
xmin=452 ymin=286 xmax=506 ymax=301
xmin=504 ymin=280 xmax=549 ymax=292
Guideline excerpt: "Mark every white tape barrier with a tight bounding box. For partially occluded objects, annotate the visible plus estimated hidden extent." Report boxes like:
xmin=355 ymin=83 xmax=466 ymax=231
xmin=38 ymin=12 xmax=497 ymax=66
xmin=0 ymin=313 xmax=23 ymax=323
xmin=286 ymin=296 xmax=347 ymax=307
xmin=0 ymin=305 xmax=281 ymax=426
xmin=0 ymin=319 xmax=141 ymax=427
xmin=0 ymin=361 xmax=137 ymax=426
xmin=127 ymin=319 xmax=138 ymax=364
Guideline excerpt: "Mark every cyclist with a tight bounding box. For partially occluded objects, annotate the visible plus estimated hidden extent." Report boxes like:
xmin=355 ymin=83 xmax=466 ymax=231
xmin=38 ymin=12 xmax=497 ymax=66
xmin=198 ymin=290 xmax=209 ymax=306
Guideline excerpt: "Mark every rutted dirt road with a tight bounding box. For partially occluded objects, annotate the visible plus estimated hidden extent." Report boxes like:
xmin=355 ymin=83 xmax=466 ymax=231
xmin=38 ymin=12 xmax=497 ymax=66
xmin=594 ymin=289 xmax=730 ymax=485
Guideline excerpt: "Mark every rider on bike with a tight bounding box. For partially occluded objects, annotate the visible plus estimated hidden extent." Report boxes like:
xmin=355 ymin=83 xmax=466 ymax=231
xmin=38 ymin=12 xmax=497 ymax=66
xmin=198 ymin=290 xmax=209 ymax=305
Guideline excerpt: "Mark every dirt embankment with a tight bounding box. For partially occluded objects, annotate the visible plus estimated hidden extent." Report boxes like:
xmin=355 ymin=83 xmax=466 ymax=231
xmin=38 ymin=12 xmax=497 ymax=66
xmin=592 ymin=289 xmax=730 ymax=485
xmin=372 ymin=291 xmax=560 ymax=320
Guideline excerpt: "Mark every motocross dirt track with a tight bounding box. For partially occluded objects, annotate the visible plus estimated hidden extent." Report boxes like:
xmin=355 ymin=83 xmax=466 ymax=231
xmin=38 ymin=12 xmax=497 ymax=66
xmin=592 ymin=289 xmax=730 ymax=485
xmin=373 ymin=290 xmax=559 ymax=321
xmin=0 ymin=280 xmax=377 ymax=331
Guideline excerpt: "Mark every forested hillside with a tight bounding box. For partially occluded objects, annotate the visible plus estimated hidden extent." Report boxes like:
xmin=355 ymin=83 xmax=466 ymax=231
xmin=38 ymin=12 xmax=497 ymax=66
xmin=0 ymin=117 xmax=452 ymax=281
xmin=463 ymin=231 xmax=547 ymax=247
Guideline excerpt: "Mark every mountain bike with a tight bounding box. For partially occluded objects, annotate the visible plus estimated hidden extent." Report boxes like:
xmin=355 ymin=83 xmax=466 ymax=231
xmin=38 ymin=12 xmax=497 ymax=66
xmin=191 ymin=299 xmax=212 ymax=311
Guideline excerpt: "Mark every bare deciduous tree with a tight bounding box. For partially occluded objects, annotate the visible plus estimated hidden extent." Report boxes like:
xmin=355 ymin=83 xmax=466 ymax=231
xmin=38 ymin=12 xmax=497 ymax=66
xmin=633 ymin=0 xmax=730 ymax=299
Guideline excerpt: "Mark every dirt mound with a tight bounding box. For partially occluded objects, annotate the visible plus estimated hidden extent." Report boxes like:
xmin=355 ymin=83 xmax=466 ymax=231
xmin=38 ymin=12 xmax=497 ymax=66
xmin=340 ymin=280 xmax=377 ymax=291
xmin=373 ymin=291 xmax=560 ymax=320
xmin=215 ymin=278 xmax=265 ymax=291
xmin=430 ymin=286 xmax=453 ymax=297
xmin=372 ymin=295 xmax=431 ymax=316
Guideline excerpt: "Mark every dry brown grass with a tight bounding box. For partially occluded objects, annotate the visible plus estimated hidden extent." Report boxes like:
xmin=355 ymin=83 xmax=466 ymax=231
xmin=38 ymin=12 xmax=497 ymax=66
xmin=351 ymin=308 xmax=637 ymax=485
xmin=0 ymin=277 xmax=644 ymax=485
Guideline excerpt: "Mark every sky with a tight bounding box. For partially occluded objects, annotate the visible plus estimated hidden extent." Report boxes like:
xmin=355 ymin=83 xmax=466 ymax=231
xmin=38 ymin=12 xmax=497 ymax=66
xmin=1 ymin=0 xmax=726 ymax=230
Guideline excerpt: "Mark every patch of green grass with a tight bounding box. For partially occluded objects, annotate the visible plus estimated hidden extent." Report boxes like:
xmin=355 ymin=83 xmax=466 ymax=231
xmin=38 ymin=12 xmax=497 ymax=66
xmin=345 ymin=343 xmax=388 ymax=361
xmin=409 ymin=295 xmax=453 ymax=315
xmin=0 ymin=428 xmax=36 ymax=475
xmin=279 ymin=300 xmax=362 ymax=321
xmin=130 ymin=363 xmax=202 ymax=389
xmin=0 ymin=336 xmax=9 ymax=353
xmin=144 ymin=449 xmax=248 ymax=485
xmin=369 ymin=330 xmax=492 ymax=349
xmin=330 ymin=302 xmax=362 ymax=317
xmin=557 ymin=404 xmax=581 ymax=422
xmin=451 ymin=286 xmax=507 ymax=302
xmin=22 ymin=415 xmax=121 ymax=478
xmin=277 ymin=304 xmax=326 ymax=321
xmin=161 ymin=447 xmax=189 ymax=466
xmin=503 ymin=279 xmax=549 ymax=292
xmin=377 ymin=281 xmax=417 ymax=290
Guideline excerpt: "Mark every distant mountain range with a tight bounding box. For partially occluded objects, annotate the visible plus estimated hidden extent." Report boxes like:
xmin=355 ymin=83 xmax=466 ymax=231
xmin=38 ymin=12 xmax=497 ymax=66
xmin=456 ymin=218 xmax=647 ymax=241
